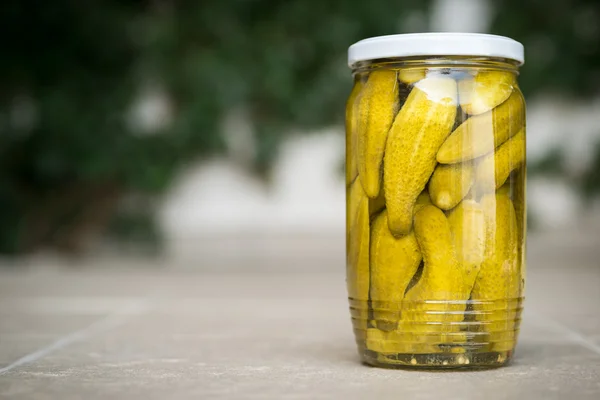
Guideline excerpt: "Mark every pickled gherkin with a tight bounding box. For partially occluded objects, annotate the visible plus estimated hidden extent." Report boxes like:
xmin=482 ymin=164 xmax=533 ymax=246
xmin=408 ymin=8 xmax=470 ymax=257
xmin=437 ymin=89 xmax=525 ymax=164
xmin=471 ymin=193 xmax=521 ymax=353
xmin=400 ymin=205 xmax=475 ymax=349
xmin=447 ymin=200 xmax=486 ymax=273
xmin=347 ymin=34 xmax=525 ymax=369
xmin=345 ymin=77 xmax=364 ymax=185
xmin=458 ymin=70 xmax=516 ymax=115
xmin=346 ymin=180 xmax=370 ymax=332
xmin=384 ymin=76 xmax=457 ymax=236
xmin=473 ymin=128 xmax=526 ymax=194
xmin=370 ymin=210 xmax=421 ymax=331
xmin=429 ymin=162 xmax=475 ymax=210
xmin=357 ymin=70 xmax=399 ymax=198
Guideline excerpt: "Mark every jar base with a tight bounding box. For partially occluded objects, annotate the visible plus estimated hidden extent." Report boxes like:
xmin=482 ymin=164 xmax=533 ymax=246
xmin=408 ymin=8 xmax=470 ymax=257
xmin=361 ymin=349 xmax=513 ymax=370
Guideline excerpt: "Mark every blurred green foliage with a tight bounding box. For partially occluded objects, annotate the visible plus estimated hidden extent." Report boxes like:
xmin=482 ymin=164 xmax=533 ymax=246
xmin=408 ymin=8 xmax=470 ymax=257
xmin=491 ymin=0 xmax=600 ymax=200
xmin=490 ymin=0 xmax=600 ymax=97
xmin=0 ymin=0 xmax=599 ymax=254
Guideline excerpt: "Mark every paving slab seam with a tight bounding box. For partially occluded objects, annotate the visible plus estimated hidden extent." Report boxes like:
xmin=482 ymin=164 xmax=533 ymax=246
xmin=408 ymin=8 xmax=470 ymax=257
xmin=532 ymin=312 xmax=600 ymax=355
xmin=0 ymin=300 xmax=151 ymax=375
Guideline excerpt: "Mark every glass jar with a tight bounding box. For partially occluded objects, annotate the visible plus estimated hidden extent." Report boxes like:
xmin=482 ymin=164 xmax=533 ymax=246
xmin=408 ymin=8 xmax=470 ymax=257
xmin=345 ymin=33 xmax=526 ymax=369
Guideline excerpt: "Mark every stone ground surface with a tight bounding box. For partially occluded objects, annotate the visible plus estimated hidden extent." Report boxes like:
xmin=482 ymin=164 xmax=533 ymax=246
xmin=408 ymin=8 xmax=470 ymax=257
xmin=0 ymin=233 xmax=599 ymax=399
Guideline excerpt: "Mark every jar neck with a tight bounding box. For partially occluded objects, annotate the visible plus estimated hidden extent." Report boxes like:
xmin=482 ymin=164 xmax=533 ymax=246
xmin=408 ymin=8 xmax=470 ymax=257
xmin=352 ymin=56 xmax=520 ymax=74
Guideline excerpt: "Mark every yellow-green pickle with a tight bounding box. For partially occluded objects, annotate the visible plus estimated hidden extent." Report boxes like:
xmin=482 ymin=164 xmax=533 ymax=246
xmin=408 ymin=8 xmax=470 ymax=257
xmin=346 ymin=33 xmax=526 ymax=369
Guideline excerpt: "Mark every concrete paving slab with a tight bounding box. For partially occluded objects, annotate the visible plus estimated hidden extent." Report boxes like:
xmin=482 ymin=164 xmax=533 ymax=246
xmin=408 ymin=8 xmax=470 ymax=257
xmin=0 ymin=244 xmax=599 ymax=399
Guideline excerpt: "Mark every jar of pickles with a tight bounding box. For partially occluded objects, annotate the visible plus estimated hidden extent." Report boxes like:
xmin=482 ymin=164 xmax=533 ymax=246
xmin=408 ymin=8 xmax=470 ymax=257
xmin=345 ymin=33 xmax=526 ymax=369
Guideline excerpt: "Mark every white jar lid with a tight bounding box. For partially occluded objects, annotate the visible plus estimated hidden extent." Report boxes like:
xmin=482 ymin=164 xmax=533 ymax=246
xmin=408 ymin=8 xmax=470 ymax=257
xmin=348 ymin=33 xmax=524 ymax=67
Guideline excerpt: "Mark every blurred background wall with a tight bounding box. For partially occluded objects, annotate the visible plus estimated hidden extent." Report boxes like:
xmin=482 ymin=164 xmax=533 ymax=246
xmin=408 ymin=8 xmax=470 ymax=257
xmin=1 ymin=0 xmax=599 ymax=268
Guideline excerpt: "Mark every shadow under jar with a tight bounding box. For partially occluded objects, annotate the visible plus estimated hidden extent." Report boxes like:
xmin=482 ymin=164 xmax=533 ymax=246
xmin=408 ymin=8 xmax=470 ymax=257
xmin=345 ymin=33 xmax=526 ymax=369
